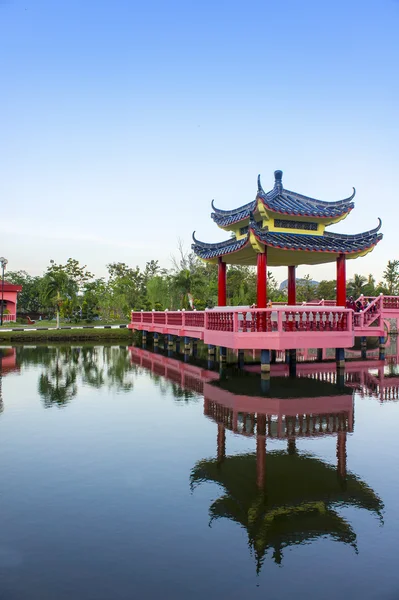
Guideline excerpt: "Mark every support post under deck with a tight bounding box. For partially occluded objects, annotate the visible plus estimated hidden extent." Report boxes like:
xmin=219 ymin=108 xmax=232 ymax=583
xmin=336 ymin=347 xmax=345 ymax=369
xmin=361 ymin=336 xmax=367 ymax=360
xmin=220 ymin=346 xmax=227 ymax=364
xmin=288 ymin=349 xmax=297 ymax=377
xmin=184 ymin=336 xmax=191 ymax=363
xmin=261 ymin=349 xmax=270 ymax=373
xmin=208 ymin=344 xmax=215 ymax=370
xmin=379 ymin=336 xmax=385 ymax=361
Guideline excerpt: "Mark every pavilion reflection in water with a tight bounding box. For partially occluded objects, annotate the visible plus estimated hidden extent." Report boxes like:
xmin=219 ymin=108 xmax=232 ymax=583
xmin=130 ymin=346 xmax=384 ymax=570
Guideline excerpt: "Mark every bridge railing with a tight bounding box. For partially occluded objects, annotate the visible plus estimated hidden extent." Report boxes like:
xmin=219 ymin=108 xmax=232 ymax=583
xmin=131 ymin=310 xmax=204 ymax=329
xmin=206 ymin=307 xmax=352 ymax=333
xmin=353 ymin=295 xmax=382 ymax=329
xmin=131 ymin=307 xmax=352 ymax=333
xmin=355 ymin=294 xmax=399 ymax=311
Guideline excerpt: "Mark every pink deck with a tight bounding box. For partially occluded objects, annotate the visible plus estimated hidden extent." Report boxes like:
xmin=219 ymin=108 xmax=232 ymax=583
xmin=129 ymin=294 xmax=399 ymax=351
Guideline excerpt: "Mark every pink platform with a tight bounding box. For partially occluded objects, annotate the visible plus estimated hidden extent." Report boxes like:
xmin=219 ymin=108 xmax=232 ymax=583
xmin=129 ymin=294 xmax=399 ymax=351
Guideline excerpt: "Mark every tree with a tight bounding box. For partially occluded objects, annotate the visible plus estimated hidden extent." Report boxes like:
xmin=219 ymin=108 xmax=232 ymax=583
xmin=106 ymin=262 xmax=145 ymax=315
xmin=146 ymin=276 xmax=169 ymax=309
xmin=382 ymin=260 xmax=399 ymax=295
xmin=171 ymin=269 xmax=195 ymax=309
xmin=6 ymin=270 xmax=43 ymax=314
xmin=347 ymin=274 xmax=367 ymax=298
xmin=315 ymin=280 xmax=336 ymax=300
xmin=296 ymin=275 xmax=317 ymax=302
xmin=363 ymin=274 xmax=376 ymax=297
xmin=40 ymin=266 xmax=73 ymax=328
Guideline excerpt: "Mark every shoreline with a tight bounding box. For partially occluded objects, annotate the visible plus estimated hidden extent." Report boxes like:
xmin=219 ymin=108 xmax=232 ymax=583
xmin=0 ymin=327 xmax=134 ymax=343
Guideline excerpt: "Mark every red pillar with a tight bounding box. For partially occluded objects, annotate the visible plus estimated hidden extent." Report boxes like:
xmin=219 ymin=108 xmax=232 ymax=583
xmin=288 ymin=265 xmax=296 ymax=305
xmin=218 ymin=258 xmax=226 ymax=306
xmin=336 ymin=254 xmax=346 ymax=307
xmin=257 ymin=249 xmax=267 ymax=308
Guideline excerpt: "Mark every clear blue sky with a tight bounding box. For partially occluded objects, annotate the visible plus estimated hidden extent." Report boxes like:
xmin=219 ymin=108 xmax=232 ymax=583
xmin=0 ymin=0 xmax=397 ymax=284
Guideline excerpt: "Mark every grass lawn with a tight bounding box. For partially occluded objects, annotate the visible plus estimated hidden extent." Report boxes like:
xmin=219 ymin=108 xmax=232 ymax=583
xmin=0 ymin=319 xmax=130 ymax=329
xmin=0 ymin=327 xmax=134 ymax=342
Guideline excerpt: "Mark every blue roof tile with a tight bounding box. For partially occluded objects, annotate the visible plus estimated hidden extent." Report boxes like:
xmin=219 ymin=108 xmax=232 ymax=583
xmin=192 ymin=219 xmax=382 ymax=261
xmin=211 ymin=170 xmax=355 ymax=226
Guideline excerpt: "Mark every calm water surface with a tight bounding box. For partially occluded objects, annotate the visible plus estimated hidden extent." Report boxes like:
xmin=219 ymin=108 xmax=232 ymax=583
xmin=0 ymin=343 xmax=399 ymax=600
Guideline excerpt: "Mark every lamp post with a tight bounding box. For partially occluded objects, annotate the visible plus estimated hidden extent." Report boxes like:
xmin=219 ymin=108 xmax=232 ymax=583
xmin=0 ymin=257 xmax=8 ymax=326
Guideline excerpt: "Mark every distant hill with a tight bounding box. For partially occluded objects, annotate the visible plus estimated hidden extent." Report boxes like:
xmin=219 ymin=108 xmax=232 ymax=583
xmin=279 ymin=278 xmax=319 ymax=291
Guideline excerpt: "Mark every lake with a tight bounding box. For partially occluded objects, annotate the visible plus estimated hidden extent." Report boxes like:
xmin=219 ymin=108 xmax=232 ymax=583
xmin=0 ymin=342 xmax=398 ymax=600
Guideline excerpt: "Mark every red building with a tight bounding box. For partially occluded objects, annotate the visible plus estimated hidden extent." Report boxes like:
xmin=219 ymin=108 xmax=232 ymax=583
xmin=1 ymin=282 xmax=22 ymax=322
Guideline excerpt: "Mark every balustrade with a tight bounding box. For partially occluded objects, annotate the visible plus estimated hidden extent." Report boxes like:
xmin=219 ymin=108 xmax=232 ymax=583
xmin=131 ymin=306 xmax=352 ymax=334
xmin=185 ymin=312 xmax=205 ymax=328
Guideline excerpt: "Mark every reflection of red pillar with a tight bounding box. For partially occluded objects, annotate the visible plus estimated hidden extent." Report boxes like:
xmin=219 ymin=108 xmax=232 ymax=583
xmin=256 ymin=435 xmax=266 ymax=489
xmin=218 ymin=258 xmax=226 ymax=306
xmin=336 ymin=254 xmax=346 ymax=307
xmin=287 ymin=437 xmax=297 ymax=455
xmin=256 ymin=414 xmax=267 ymax=489
xmin=378 ymin=366 xmax=384 ymax=402
xmin=337 ymin=431 xmax=347 ymax=480
xmin=257 ymin=250 xmax=267 ymax=308
xmin=217 ymin=424 xmax=226 ymax=463
xmin=288 ymin=265 xmax=296 ymax=305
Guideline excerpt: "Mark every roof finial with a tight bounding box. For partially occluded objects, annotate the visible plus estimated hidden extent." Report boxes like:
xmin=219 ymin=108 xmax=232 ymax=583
xmin=274 ymin=170 xmax=283 ymax=192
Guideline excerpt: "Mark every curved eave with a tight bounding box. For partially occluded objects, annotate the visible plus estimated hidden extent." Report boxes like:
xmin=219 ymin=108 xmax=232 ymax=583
xmin=211 ymin=200 xmax=257 ymax=228
xmin=250 ymin=220 xmax=383 ymax=256
xmin=258 ymin=191 xmax=355 ymax=220
xmin=210 ymin=183 xmax=356 ymax=227
xmin=192 ymin=231 xmax=250 ymax=261
xmin=192 ymin=221 xmax=383 ymax=266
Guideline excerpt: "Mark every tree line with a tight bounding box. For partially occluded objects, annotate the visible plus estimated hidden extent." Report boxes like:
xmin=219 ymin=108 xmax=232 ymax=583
xmin=5 ymin=250 xmax=399 ymax=323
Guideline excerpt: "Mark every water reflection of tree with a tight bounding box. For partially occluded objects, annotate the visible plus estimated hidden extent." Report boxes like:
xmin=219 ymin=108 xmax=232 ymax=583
xmin=16 ymin=345 xmax=137 ymax=408
xmin=103 ymin=347 xmax=134 ymax=391
xmin=38 ymin=347 xmax=78 ymax=408
xmin=146 ymin=371 xmax=199 ymax=403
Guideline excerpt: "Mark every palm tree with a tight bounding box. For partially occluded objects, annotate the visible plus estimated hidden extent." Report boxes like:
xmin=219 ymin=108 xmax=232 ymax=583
xmin=347 ymin=274 xmax=367 ymax=299
xmin=40 ymin=269 xmax=73 ymax=329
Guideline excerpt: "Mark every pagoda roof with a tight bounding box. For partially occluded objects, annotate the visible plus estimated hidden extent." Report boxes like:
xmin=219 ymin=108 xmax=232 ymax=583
xmin=191 ymin=450 xmax=383 ymax=568
xmin=211 ymin=170 xmax=356 ymax=227
xmin=192 ymin=218 xmax=382 ymax=265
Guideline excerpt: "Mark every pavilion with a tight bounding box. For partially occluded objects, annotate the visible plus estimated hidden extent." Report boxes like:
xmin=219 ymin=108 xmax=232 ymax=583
xmin=192 ymin=170 xmax=383 ymax=307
